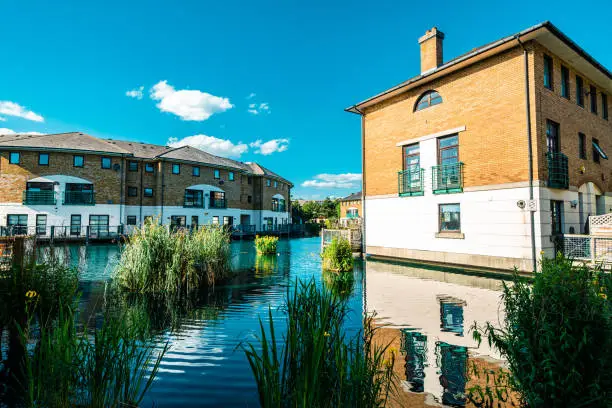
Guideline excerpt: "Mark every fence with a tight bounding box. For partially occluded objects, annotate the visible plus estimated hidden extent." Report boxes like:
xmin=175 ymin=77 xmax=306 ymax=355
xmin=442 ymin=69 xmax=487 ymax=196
xmin=0 ymin=225 xmax=124 ymax=242
xmin=321 ymin=228 xmax=362 ymax=252
xmin=563 ymin=234 xmax=612 ymax=265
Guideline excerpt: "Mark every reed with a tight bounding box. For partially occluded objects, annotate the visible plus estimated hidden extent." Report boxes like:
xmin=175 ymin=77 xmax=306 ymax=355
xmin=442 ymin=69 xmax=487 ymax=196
xmin=254 ymin=235 xmax=279 ymax=255
xmin=322 ymin=237 xmax=353 ymax=272
xmin=113 ymin=221 xmax=231 ymax=293
xmin=243 ymin=279 xmax=395 ymax=407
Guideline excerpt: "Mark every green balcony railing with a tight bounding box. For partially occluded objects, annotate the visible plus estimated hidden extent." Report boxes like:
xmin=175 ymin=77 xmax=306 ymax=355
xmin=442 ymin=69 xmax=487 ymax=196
xmin=432 ymin=162 xmax=464 ymax=194
xmin=398 ymin=167 xmax=425 ymax=196
xmin=272 ymin=202 xmax=286 ymax=212
xmin=64 ymin=191 xmax=95 ymax=205
xmin=183 ymin=199 xmax=204 ymax=208
xmin=546 ymin=152 xmax=569 ymax=189
xmin=23 ymin=190 xmax=56 ymax=205
xmin=209 ymin=197 xmax=226 ymax=209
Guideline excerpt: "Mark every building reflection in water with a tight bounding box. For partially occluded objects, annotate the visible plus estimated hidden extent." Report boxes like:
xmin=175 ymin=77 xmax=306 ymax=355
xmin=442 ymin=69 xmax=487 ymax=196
xmin=367 ymin=258 xmax=507 ymax=406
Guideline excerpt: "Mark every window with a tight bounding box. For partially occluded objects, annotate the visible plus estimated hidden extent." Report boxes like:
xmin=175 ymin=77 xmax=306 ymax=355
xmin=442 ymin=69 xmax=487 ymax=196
xmin=550 ymin=200 xmax=564 ymax=235
xmin=543 ymin=55 xmax=553 ymax=90
xmin=212 ymin=216 xmax=219 ymax=225
xmin=438 ymin=135 xmax=459 ymax=165
xmin=128 ymin=161 xmax=138 ymax=172
xmin=36 ymin=214 xmax=47 ymax=235
xmin=576 ymin=75 xmax=584 ymax=107
xmin=73 ymin=155 xmax=84 ymax=167
xmin=266 ymin=179 xmax=271 ymax=187
xmin=546 ymin=120 xmax=560 ymax=153
xmin=274 ymin=180 xmax=278 ymax=188
xmin=439 ymin=204 xmax=460 ymax=232
xmin=145 ymin=163 xmax=154 ymax=173
xmin=561 ymin=66 xmax=570 ymax=98
xmin=172 ymin=163 xmax=180 ymax=174
xmin=128 ymin=186 xmax=138 ymax=197
xmin=127 ymin=216 xmax=137 ymax=225
xmin=191 ymin=215 xmax=199 ymax=229
xmin=603 ymin=93 xmax=609 ymax=120
xmin=415 ymin=90 xmax=442 ymax=111
xmin=229 ymin=171 xmax=234 ymax=181
xmin=223 ymin=216 xmax=232 ymax=226
xmin=170 ymin=215 xmax=186 ymax=229
xmin=89 ymin=215 xmax=109 ymax=236
xmin=184 ymin=189 xmax=204 ymax=207
xmin=210 ymin=191 xmax=226 ymax=208
xmin=592 ymin=138 xmax=608 ymax=163
xmin=247 ymin=195 xmax=252 ymax=204
xmin=144 ymin=216 xmax=153 ymax=224
xmin=403 ymin=143 xmax=420 ymax=170
xmin=214 ymin=169 xmax=220 ymax=179
xmin=70 ymin=215 xmax=81 ymax=236
xmin=144 ymin=188 xmax=154 ymax=197
xmin=38 ymin=153 xmax=49 ymax=166
xmin=101 ymin=157 xmax=111 ymax=169
xmin=7 ymin=214 xmax=28 ymax=235
xmin=402 ymin=143 xmax=422 ymax=194
xmin=9 ymin=152 xmax=20 ymax=164
xmin=579 ymin=133 xmax=586 ymax=159
xmin=247 ymin=176 xmax=252 ymax=185
xmin=192 ymin=166 xmax=200 ymax=177
xmin=590 ymin=86 xmax=598 ymax=114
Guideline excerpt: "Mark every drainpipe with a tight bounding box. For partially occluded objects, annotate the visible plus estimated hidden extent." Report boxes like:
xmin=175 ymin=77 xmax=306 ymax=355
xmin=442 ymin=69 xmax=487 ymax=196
xmin=516 ymin=36 xmax=538 ymax=273
xmin=352 ymin=105 xmax=366 ymax=257
xmin=161 ymin=161 xmax=165 ymax=224
xmin=139 ymin=160 xmax=144 ymax=224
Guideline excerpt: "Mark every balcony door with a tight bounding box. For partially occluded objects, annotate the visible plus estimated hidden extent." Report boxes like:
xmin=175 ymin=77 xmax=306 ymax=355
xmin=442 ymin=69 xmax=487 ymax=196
xmin=25 ymin=182 xmax=55 ymax=205
xmin=89 ymin=215 xmax=109 ymax=237
xmin=546 ymin=120 xmax=560 ymax=153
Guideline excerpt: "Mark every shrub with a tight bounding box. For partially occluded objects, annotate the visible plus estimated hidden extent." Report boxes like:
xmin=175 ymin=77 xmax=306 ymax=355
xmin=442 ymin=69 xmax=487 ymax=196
xmin=243 ymin=279 xmax=395 ymax=408
xmin=471 ymin=254 xmax=612 ymax=407
xmin=255 ymin=235 xmax=278 ymax=255
xmin=322 ymin=269 xmax=355 ymax=301
xmin=113 ymin=221 xmax=231 ymax=293
xmin=322 ymin=237 xmax=353 ymax=272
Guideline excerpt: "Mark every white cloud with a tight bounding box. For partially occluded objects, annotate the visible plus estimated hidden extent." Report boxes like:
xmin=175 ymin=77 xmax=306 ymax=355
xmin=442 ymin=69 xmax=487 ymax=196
xmin=167 ymin=134 xmax=248 ymax=158
xmin=249 ymin=138 xmax=289 ymax=155
xmin=0 ymin=128 xmax=45 ymax=135
xmin=246 ymin=92 xmax=256 ymax=99
xmin=0 ymin=101 xmax=44 ymax=122
xmin=125 ymin=86 xmax=144 ymax=100
xmin=150 ymin=80 xmax=233 ymax=121
xmin=248 ymin=102 xmax=270 ymax=115
xmin=301 ymin=173 xmax=362 ymax=189
xmin=0 ymin=117 xmax=6 ymax=122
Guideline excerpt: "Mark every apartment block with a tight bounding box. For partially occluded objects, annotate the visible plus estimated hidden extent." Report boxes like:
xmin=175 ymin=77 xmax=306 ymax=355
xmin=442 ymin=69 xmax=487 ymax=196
xmin=0 ymin=132 xmax=292 ymax=236
xmin=347 ymin=22 xmax=612 ymax=271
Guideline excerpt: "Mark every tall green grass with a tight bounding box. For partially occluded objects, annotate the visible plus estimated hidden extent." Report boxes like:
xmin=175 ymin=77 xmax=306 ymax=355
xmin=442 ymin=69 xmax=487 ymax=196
xmin=243 ymin=279 xmax=395 ymax=408
xmin=113 ymin=221 xmax=231 ymax=293
xmin=255 ymin=235 xmax=279 ymax=255
xmin=322 ymin=237 xmax=353 ymax=272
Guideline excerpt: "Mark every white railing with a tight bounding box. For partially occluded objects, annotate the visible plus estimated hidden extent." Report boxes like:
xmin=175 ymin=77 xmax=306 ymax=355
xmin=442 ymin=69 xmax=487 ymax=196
xmin=563 ymin=234 xmax=612 ymax=264
xmin=589 ymin=213 xmax=612 ymax=236
xmin=321 ymin=228 xmax=362 ymax=252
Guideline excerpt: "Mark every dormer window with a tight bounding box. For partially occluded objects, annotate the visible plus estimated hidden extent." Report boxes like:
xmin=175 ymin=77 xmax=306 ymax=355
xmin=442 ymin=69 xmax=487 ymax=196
xmin=414 ymin=90 xmax=442 ymax=111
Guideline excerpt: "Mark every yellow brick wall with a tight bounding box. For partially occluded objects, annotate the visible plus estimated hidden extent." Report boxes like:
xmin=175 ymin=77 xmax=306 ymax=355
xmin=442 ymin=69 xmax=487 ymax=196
xmin=340 ymin=200 xmax=362 ymax=218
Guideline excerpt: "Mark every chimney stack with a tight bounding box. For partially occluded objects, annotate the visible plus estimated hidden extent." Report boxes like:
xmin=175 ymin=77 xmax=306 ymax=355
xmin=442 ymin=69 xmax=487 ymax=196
xmin=419 ymin=27 xmax=444 ymax=74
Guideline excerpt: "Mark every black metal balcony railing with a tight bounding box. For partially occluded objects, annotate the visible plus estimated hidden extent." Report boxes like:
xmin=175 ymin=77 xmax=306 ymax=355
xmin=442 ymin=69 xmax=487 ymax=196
xmin=398 ymin=167 xmax=425 ymax=196
xmin=546 ymin=152 xmax=569 ymax=189
xmin=23 ymin=190 xmax=56 ymax=205
xmin=209 ymin=197 xmax=227 ymax=209
xmin=64 ymin=191 xmax=95 ymax=205
xmin=432 ymin=162 xmax=464 ymax=194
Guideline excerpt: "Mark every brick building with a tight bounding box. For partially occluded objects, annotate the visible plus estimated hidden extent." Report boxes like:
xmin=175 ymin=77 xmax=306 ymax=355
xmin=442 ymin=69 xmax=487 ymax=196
xmin=0 ymin=132 xmax=291 ymax=235
xmin=339 ymin=191 xmax=362 ymax=221
xmin=346 ymin=22 xmax=612 ymax=272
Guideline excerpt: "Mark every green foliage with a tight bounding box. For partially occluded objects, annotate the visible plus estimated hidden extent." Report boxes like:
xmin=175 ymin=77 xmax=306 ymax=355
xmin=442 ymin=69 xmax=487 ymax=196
xmin=471 ymin=254 xmax=612 ymax=407
xmin=243 ymin=279 xmax=396 ymax=408
xmin=322 ymin=270 xmax=355 ymax=301
xmin=255 ymin=235 xmax=279 ymax=255
xmin=113 ymin=221 xmax=231 ymax=293
xmin=322 ymin=237 xmax=354 ymax=272
xmin=296 ymin=198 xmax=340 ymax=223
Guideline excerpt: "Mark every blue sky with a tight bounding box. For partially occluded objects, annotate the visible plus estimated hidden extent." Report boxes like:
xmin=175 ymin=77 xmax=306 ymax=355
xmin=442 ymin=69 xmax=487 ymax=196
xmin=1 ymin=0 xmax=611 ymax=199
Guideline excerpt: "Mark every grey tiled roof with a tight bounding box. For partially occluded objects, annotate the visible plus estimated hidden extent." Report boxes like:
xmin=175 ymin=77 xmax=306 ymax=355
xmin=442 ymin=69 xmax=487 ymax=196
xmin=0 ymin=132 xmax=131 ymax=154
xmin=109 ymin=140 xmax=173 ymax=159
xmin=157 ymin=146 xmax=252 ymax=171
xmin=340 ymin=191 xmax=361 ymax=201
xmin=247 ymin=162 xmax=293 ymax=186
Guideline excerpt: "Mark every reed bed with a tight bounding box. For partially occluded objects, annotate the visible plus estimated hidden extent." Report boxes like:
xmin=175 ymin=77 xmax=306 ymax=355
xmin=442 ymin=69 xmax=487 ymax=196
xmin=113 ymin=222 xmax=231 ymax=294
xmin=322 ymin=237 xmax=354 ymax=272
xmin=243 ymin=279 xmax=396 ymax=408
xmin=255 ymin=235 xmax=279 ymax=255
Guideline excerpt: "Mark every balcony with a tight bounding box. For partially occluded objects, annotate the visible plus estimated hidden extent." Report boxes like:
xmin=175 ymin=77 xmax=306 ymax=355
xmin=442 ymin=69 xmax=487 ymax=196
xmin=398 ymin=167 xmax=424 ymax=196
xmin=546 ymin=152 xmax=569 ymax=189
xmin=432 ymin=162 xmax=464 ymax=194
xmin=22 ymin=190 xmax=56 ymax=205
xmin=64 ymin=191 xmax=95 ymax=205
xmin=209 ymin=197 xmax=226 ymax=209
xmin=183 ymin=200 xmax=204 ymax=208
xmin=272 ymin=202 xmax=286 ymax=212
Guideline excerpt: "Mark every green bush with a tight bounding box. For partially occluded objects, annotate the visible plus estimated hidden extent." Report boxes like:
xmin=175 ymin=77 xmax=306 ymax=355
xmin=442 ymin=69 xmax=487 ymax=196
xmin=472 ymin=254 xmax=612 ymax=407
xmin=322 ymin=269 xmax=355 ymax=301
xmin=255 ymin=235 xmax=278 ymax=255
xmin=112 ymin=221 xmax=231 ymax=293
xmin=322 ymin=237 xmax=353 ymax=272
xmin=243 ymin=279 xmax=395 ymax=408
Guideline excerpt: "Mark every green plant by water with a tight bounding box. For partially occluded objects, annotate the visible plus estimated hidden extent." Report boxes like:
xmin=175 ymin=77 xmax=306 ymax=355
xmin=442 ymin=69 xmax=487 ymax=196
xmin=322 ymin=237 xmax=353 ymax=272
xmin=113 ymin=221 xmax=231 ymax=293
xmin=255 ymin=235 xmax=279 ymax=255
xmin=243 ymin=279 xmax=396 ymax=408
xmin=470 ymin=254 xmax=612 ymax=407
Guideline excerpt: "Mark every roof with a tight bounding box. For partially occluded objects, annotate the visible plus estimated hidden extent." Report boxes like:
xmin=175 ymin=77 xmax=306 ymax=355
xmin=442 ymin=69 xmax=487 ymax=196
xmin=0 ymin=132 xmax=131 ymax=155
xmin=340 ymin=192 xmax=362 ymax=202
xmin=157 ymin=145 xmax=252 ymax=171
xmin=109 ymin=140 xmax=172 ymax=159
xmin=346 ymin=21 xmax=612 ymax=113
xmin=247 ymin=162 xmax=293 ymax=186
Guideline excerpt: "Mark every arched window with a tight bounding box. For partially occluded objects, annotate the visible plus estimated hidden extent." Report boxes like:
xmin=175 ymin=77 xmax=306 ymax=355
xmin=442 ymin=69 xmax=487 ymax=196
xmin=414 ymin=90 xmax=442 ymax=111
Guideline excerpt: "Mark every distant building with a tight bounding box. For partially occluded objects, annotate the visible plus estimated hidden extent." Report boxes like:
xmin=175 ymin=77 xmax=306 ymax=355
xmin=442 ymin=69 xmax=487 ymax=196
xmin=0 ymin=132 xmax=292 ymax=235
xmin=347 ymin=22 xmax=612 ymax=272
xmin=339 ymin=192 xmax=362 ymax=223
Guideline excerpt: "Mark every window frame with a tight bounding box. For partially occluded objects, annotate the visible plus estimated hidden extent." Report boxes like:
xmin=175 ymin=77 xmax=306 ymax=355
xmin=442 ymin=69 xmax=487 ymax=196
xmin=9 ymin=152 xmax=20 ymax=164
xmin=603 ymin=93 xmax=609 ymax=120
xmin=438 ymin=203 xmax=461 ymax=233
xmin=127 ymin=186 xmax=138 ymax=197
xmin=172 ymin=163 xmax=180 ymax=175
xmin=145 ymin=163 xmax=154 ymax=173
xmin=576 ymin=75 xmax=585 ymax=107
xmin=560 ymin=65 xmax=570 ymax=99
xmin=101 ymin=157 xmax=112 ymax=169
xmin=128 ymin=161 xmax=138 ymax=172
xmin=126 ymin=215 xmax=137 ymax=225
xmin=143 ymin=187 xmax=154 ymax=197
xmin=543 ymin=54 xmax=553 ymax=90
xmin=414 ymin=90 xmax=443 ymax=111
xmin=593 ymin=137 xmax=601 ymax=163
xmin=229 ymin=171 xmax=234 ymax=181
xmin=403 ymin=143 xmax=420 ymax=170
xmin=73 ymin=155 xmax=84 ymax=168
xmin=266 ymin=179 xmax=271 ymax=187
xmin=437 ymin=135 xmax=459 ymax=165
xmin=590 ymin=85 xmax=598 ymax=114
xmin=578 ymin=133 xmax=587 ymax=160
xmin=38 ymin=153 xmax=49 ymax=166
xmin=36 ymin=214 xmax=47 ymax=235
xmin=546 ymin=120 xmax=560 ymax=153
xmin=550 ymin=200 xmax=564 ymax=235
xmin=214 ymin=169 xmax=220 ymax=179
xmin=247 ymin=195 xmax=252 ymax=204
xmin=192 ymin=166 xmax=200 ymax=177
xmin=212 ymin=216 xmax=220 ymax=225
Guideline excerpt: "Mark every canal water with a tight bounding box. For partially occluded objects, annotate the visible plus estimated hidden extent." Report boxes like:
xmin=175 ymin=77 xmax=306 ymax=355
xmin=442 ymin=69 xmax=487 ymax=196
xmin=44 ymin=238 xmax=507 ymax=407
